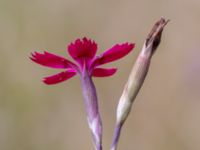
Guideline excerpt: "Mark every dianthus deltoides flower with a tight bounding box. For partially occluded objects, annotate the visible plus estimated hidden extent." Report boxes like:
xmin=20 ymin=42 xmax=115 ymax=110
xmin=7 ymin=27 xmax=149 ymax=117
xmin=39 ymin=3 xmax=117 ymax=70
xmin=30 ymin=37 xmax=134 ymax=150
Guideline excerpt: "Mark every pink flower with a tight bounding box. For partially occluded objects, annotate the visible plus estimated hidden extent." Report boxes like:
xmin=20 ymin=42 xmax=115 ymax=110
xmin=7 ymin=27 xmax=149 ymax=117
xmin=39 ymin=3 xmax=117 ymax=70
xmin=30 ymin=37 xmax=135 ymax=84
xmin=30 ymin=37 xmax=134 ymax=150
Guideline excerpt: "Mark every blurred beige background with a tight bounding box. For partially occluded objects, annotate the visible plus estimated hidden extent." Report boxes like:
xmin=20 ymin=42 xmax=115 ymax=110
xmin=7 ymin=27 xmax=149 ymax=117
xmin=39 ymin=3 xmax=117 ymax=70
xmin=0 ymin=0 xmax=200 ymax=150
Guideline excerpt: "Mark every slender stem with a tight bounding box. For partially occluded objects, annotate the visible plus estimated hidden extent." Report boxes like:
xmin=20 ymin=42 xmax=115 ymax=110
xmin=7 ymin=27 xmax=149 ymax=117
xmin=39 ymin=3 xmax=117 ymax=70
xmin=111 ymin=123 xmax=122 ymax=150
xmin=80 ymin=69 xmax=102 ymax=150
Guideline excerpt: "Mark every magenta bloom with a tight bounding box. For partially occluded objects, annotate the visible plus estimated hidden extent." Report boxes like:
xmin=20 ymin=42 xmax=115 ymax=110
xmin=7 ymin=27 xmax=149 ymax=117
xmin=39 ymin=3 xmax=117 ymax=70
xmin=30 ymin=37 xmax=134 ymax=84
xmin=30 ymin=37 xmax=134 ymax=150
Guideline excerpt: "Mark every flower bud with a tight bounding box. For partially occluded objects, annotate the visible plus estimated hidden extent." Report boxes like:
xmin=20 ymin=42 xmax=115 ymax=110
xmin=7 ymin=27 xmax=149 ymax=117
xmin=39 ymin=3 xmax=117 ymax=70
xmin=111 ymin=18 xmax=169 ymax=150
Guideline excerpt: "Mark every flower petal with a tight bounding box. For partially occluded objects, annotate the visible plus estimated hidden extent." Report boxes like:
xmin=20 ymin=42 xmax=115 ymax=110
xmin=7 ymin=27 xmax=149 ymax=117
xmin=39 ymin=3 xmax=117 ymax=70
xmin=92 ymin=67 xmax=117 ymax=77
xmin=30 ymin=51 xmax=76 ymax=69
xmin=43 ymin=70 xmax=76 ymax=85
xmin=68 ymin=37 xmax=97 ymax=61
xmin=93 ymin=43 xmax=135 ymax=66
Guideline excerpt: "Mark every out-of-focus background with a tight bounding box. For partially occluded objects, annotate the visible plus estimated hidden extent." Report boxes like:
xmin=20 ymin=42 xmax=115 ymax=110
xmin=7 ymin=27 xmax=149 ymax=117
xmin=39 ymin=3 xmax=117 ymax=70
xmin=0 ymin=0 xmax=200 ymax=150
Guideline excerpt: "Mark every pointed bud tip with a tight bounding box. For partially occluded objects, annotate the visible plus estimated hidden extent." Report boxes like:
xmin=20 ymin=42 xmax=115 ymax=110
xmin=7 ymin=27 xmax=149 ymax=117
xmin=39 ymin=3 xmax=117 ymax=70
xmin=146 ymin=17 xmax=169 ymax=54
